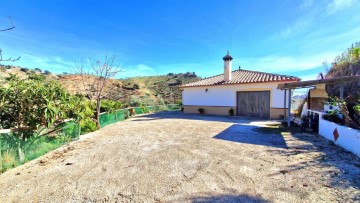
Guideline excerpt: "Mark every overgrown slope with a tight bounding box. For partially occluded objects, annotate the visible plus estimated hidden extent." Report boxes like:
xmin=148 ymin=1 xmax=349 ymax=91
xmin=0 ymin=65 xmax=201 ymax=106
xmin=325 ymin=42 xmax=360 ymax=98
xmin=121 ymin=72 xmax=200 ymax=105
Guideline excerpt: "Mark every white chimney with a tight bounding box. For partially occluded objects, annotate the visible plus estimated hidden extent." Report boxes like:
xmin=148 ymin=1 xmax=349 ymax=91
xmin=223 ymin=51 xmax=233 ymax=81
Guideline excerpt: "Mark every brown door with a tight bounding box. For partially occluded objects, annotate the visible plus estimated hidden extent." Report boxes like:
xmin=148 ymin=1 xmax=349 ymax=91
xmin=237 ymin=91 xmax=270 ymax=118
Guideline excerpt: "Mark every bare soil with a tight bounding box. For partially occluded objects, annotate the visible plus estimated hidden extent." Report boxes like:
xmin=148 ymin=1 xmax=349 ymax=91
xmin=0 ymin=112 xmax=359 ymax=202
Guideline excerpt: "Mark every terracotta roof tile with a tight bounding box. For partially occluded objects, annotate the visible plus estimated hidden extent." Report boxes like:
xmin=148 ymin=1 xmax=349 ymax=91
xmin=181 ymin=69 xmax=300 ymax=87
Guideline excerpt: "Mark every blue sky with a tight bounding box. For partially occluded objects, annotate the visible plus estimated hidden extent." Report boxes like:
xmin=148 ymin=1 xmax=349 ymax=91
xmin=0 ymin=0 xmax=360 ymax=80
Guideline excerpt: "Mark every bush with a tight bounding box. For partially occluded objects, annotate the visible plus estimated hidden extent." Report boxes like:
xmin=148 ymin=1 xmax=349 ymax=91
xmin=20 ymin=68 xmax=29 ymax=72
xmin=44 ymin=70 xmax=51 ymax=75
xmin=133 ymin=84 xmax=140 ymax=89
xmin=323 ymin=110 xmax=343 ymax=124
xmin=100 ymin=100 xmax=122 ymax=113
xmin=0 ymin=74 xmax=88 ymax=133
xmin=34 ymin=68 xmax=42 ymax=73
xmin=176 ymin=99 xmax=182 ymax=106
xmin=229 ymin=108 xmax=234 ymax=116
xmin=324 ymin=98 xmax=360 ymax=129
xmin=80 ymin=118 xmax=97 ymax=134
xmin=198 ymin=108 xmax=204 ymax=114
xmin=28 ymin=73 xmax=46 ymax=81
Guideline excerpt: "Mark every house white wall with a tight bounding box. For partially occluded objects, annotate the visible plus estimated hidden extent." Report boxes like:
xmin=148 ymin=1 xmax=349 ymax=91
xmin=182 ymin=82 xmax=289 ymax=108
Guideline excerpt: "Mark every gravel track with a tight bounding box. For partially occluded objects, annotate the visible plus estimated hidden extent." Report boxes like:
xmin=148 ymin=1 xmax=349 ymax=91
xmin=0 ymin=111 xmax=359 ymax=202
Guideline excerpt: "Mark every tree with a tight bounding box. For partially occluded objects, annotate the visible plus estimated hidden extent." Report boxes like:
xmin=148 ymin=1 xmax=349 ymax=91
xmin=0 ymin=16 xmax=20 ymax=62
xmin=0 ymin=74 xmax=86 ymax=133
xmin=74 ymin=54 xmax=122 ymax=129
xmin=0 ymin=74 xmax=90 ymax=163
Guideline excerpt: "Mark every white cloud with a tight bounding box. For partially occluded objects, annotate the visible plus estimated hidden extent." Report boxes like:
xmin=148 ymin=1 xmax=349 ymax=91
xmin=326 ymin=0 xmax=356 ymax=15
xmin=3 ymin=53 xmax=74 ymax=73
xmin=121 ymin=64 xmax=156 ymax=78
xmin=279 ymin=18 xmax=312 ymax=38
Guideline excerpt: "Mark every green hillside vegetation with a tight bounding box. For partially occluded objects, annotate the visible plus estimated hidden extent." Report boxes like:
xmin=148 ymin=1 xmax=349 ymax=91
xmin=0 ymin=65 xmax=201 ymax=107
xmin=323 ymin=42 xmax=360 ymax=129
xmin=325 ymin=42 xmax=360 ymax=98
xmin=120 ymin=72 xmax=200 ymax=106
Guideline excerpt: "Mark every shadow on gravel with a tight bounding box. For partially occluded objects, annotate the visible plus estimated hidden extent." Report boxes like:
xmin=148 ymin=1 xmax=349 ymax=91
xmin=213 ymin=124 xmax=288 ymax=149
xmin=267 ymin=129 xmax=360 ymax=195
xmin=187 ymin=193 xmax=269 ymax=203
xmin=131 ymin=111 xmax=266 ymax=124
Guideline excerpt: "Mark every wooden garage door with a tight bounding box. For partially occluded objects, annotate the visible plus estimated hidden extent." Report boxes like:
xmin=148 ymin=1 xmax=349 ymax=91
xmin=237 ymin=91 xmax=270 ymax=118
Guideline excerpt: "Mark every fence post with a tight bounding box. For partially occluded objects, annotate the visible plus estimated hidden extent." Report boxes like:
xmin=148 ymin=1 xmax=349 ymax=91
xmin=78 ymin=123 xmax=81 ymax=138
xmin=0 ymin=136 xmax=2 ymax=173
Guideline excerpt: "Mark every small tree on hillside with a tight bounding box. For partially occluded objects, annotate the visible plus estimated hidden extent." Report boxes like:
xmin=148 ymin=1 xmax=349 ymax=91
xmin=74 ymin=54 xmax=121 ymax=129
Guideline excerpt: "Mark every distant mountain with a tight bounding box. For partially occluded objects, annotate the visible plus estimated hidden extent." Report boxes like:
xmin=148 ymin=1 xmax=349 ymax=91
xmin=292 ymin=94 xmax=307 ymax=99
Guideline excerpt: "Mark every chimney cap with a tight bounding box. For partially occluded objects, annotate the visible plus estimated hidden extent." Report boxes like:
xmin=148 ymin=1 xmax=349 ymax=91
xmin=223 ymin=51 xmax=233 ymax=61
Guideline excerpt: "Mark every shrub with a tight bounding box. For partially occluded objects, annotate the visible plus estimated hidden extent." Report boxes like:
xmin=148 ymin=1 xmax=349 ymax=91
xmin=80 ymin=118 xmax=97 ymax=134
xmin=55 ymin=133 xmax=73 ymax=144
xmin=176 ymin=99 xmax=182 ymax=106
xmin=20 ymin=68 xmax=29 ymax=72
xmin=44 ymin=70 xmax=51 ymax=75
xmin=34 ymin=68 xmax=42 ymax=73
xmin=326 ymin=98 xmax=360 ymax=129
xmin=28 ymin=73 xmax=46 ymax=81
xmin=0 ymin=74 xmax=88 ymax=134
xmin=2 ymin=150 xmax=18 ymax=169
xmin=323 ymin=110 xmax=343 ymax=124
xmin=100 ymin=100 xmax=122 ymax=113
xmin=133 ymin=84 xmax=140 ymax=89
xmin=129 ymin=95 xmax=141 ymax=107
xmin=229 ymin=108 xmax=234 ymax=116
xmin=198 ymin=108 xmax=204 ymax=114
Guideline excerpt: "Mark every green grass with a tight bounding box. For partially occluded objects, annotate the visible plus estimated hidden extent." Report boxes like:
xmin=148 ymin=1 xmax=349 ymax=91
xmin=0 ymin=135 xmax=69 ymax=173
xmin=0 ymin=122 xmax=79 ymax=173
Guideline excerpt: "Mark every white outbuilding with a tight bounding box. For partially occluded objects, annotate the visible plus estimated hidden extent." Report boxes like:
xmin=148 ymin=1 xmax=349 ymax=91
xmin=181 ymin=52 xmax=300 ymax=119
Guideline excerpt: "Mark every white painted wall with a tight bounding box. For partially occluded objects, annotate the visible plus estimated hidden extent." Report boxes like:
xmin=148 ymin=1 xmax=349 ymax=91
xmin=319 ymin=116 xmax=360 ymax=157
xmin=182 ymin=82 xmax=289 ymax=108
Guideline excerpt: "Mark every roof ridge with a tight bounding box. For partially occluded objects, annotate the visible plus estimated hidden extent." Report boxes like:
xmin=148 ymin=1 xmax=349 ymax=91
xmin=232 ymin=68 xmax=299 ymax=79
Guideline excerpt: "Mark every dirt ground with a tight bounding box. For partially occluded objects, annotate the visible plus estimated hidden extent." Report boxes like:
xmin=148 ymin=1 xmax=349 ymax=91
xmin=0 ymin=111 xmax=359 ymax=203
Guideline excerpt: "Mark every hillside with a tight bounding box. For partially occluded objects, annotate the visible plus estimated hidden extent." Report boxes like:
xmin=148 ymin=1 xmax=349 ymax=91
xmin=325 ymin=43 xmax=360 ymax=99
xmin=121 ymin=72 xmax=199 ymax=104
xmin=0 ymin=64 xmax=201 ymax=106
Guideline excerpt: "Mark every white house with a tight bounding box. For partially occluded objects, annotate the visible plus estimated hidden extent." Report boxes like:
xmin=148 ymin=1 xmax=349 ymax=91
xmin=181 ymin=52 xmax=300 ymax=119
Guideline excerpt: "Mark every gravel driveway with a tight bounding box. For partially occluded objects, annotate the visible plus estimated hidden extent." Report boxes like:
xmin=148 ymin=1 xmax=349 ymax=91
xmin=0 ymin=111 xmax=359 ymax=202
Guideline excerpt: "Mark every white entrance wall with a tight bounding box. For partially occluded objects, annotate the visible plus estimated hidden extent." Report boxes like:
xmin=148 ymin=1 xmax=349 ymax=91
xmin=319 ymin=118 xmax=360 ymax=157
xmin=182 ymin=82 xmax=288 ymax=108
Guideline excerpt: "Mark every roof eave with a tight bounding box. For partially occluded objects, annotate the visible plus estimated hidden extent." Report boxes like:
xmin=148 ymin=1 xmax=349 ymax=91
xmin=180 ymin=79 xmax=300 ymax=88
